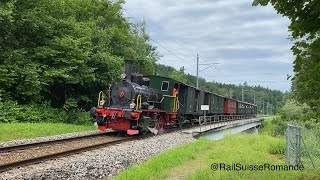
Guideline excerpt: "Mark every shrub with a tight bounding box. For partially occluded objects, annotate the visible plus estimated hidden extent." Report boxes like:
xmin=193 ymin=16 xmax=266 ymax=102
xmin=269 ymin=117 xmax=287 ymax=137
xmin=0 ymin=100 xmax=91 ymax=125
xmin=280 ymin=99 xmax=311 ymax=121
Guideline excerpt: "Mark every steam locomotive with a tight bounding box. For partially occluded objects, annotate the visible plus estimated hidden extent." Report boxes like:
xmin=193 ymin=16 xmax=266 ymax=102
xmin=90 ymin=60 xmax=257 ymax=135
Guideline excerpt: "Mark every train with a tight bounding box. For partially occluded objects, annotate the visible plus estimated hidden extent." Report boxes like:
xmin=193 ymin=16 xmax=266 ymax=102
xmin=90 ymin=60 xmax=257 ymax=135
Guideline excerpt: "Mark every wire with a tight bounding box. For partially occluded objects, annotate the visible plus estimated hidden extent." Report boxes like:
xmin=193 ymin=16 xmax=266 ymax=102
xmin=123 ymin=10 xmax=197 ymax=62
xmin=156 ymin=59 xmax=177 ymax=67
xmin=145 ymin=25 xmax=218 ymax=70
xmin=123 ymin=9 xmax=216 ymax=81
xmin=146 ymin=24 xmax=189 ymax=50
xmin=152 ymin=38 xmax=196 ymax=63
xmin=198 ymin=54 xmax=210 ymax=64
xmin=150 ymin=39 xmax=195 ymax=68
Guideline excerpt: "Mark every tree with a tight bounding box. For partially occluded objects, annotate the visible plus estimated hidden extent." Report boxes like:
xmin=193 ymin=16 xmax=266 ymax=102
xmin=253 ymin=0 xmax=320 ymax=110
xmin=0 ymin=0 xmax=159 ymax=110
xmin=170 ymin=70 xmax=187 ymax=83
xmin=127 ymin=20 xmax=160 ymax=75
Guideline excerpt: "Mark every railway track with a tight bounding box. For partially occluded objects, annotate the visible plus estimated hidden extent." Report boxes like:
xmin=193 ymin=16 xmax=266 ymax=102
xmin=0 ymin=132 xmax=116 ymax=153
xmin=0 ymin=132 xmax=132 ymax=172
xmin=0 ymin=124 xmax=198 ymax=172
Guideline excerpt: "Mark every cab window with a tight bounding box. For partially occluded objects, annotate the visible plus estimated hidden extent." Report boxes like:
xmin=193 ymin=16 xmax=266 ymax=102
xmin=161 ymin=81 xmax=169 ymax=91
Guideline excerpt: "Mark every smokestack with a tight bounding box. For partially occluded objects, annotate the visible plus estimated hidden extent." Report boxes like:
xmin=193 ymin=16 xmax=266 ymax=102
xmin=124 ymin=60 xmax=133 ymax=82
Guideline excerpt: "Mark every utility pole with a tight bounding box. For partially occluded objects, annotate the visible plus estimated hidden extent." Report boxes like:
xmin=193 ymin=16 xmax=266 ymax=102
xmin=242 ymin=86 xmax=244 ymax=101
xmin=229 ymin=89 xmax=233 ymax=98
xmin=196 ymin=53 xmax=199 ymax=89
xmin=254 ymin=94 xmax=256 ymax=104
xmin=196 ymin=53 xmax=220 ymax=89
xmin=262 ymin=101 xmax=265 ymax=114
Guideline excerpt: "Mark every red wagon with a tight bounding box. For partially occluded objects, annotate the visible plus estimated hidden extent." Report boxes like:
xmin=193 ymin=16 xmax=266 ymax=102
xmin=224 ymin=98 xmax=237 ymax=114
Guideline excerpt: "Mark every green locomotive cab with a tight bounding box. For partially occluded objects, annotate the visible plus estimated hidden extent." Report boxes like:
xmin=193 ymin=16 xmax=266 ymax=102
xmin=146 ymin=76 xmax=180 ymax=112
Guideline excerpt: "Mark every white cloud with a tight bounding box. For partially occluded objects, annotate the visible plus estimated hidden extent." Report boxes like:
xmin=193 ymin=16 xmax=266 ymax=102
xmin=124 ymin=0 xmax=293 ymax=91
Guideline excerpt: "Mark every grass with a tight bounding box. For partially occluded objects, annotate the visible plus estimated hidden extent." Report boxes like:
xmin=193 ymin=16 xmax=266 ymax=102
xmin=260 ymin=116 xmax=278 ymax=135
xmin=114 ymin=117 xmax=319 ymax=180
xmin=0 ymin=123 xmax=96 ymax=142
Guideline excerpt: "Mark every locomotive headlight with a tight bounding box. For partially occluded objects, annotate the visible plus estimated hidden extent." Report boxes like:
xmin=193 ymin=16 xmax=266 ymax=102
xmin=99 ymin=99 xmax=105 ymax=106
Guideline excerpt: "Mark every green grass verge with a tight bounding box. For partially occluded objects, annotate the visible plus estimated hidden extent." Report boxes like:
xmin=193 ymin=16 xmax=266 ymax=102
xmin=115 ymin=118 xmax=319 ymax=180
xmin=0 ymin=123 xmax=96 ymax=142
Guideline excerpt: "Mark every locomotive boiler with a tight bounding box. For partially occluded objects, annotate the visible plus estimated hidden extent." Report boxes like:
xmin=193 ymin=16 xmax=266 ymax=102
xmin=110 ymin=60 xmax=162 ymax=109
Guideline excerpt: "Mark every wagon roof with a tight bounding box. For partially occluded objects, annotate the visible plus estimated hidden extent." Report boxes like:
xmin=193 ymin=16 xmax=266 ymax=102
xmin=146 ymin=75 xmax=256 ymax=105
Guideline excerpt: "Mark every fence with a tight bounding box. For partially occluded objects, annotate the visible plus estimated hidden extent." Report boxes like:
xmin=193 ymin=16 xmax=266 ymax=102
xmin=198 ymin=114 xmax=257 ymax=132
xmin=286 ymin=124 xmax=320 ymax=169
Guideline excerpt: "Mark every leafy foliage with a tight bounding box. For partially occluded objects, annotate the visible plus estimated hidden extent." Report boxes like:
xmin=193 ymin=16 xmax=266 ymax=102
xmin=0 ymin=100 xmax=91 ymax=125
xmin=253 ymin=0 xmax=320 ymax=113
xmin=0 ymin=0 xmax=158 ymax=111
xmin=130 ymin=21 xmax=160 ymax=75
xmin=169 ymin=68 xmax=187 ymax=83
xmin=280 ymin=99 xmax=312 ymax=121
xmin=269 ymin=94 xmax=319 ymax=137
xmin=269 ymin=116 xmax=287 ymax=137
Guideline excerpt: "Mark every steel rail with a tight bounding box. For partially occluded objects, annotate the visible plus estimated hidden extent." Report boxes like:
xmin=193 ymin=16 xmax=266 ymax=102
xmin=0 ymin=136 xmax=131 ymax=172
xmin=0 ymin=131 xmax=116 ymax=153
xmin=0 ymin=123 xmax=202 ymax=172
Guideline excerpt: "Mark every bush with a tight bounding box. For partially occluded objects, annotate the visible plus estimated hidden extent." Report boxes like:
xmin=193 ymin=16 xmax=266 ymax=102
xmin=0 ymin=100 xmax=91 ymax=125
xmin=280 ymin=99 xmax=312 ymax=121
xmin=269 ymin=117 xmax=287 ymax=137
xmin=64 ymin=109 xmax=92 ymax=125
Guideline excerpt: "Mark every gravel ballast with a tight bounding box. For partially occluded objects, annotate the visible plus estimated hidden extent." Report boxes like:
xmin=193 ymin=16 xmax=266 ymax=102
xmin=0 ymin=131 xmax=195 ymax=180
xmin=0 ymin=136 xmax=124 ymax=165
xmin=0 ymin=130 xmax=111 ymax=148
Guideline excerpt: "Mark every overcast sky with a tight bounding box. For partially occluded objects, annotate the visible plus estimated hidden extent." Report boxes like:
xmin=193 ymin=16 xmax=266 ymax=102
xmin=123 ymin=0 xmax=293 ymax=92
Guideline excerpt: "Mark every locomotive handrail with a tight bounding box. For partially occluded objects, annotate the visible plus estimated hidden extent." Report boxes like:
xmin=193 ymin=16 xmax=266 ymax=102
xmin=173 ymin=97 xmax=177 ymax=112
xmin=136 ymin=95 xmax=142 ymax=110
xmin=162 ymin=95 xmax=175 ymax=98
xmin=159 ymin=95 xmax=174 ymax=104
xmin=176 ymin=97 xmax=179 ymax=112
xmin=173 ymin=97 xmax=179 ymax=112
xmin=97 ymin=91 xmax=105 ymax=106
xmin=161 ymin=95 xmax=179 ymax=112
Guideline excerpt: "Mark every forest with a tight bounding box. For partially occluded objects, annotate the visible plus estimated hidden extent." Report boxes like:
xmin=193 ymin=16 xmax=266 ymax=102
xmin=0 ymin=0 xmax=159 ymax=124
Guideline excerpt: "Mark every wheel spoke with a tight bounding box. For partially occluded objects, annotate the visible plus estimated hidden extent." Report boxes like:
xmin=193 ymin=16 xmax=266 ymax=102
xmin=155 ymin=115 xmax=165 ymax=131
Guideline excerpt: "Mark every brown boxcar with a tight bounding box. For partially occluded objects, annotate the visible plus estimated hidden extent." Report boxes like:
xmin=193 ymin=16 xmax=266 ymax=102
xmin=224 ymin=98 xmax=237 ymax=114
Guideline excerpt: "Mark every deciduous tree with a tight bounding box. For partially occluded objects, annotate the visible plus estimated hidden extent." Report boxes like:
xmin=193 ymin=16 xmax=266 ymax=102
xmin=253 ymin=0 xmax=320 ymax=110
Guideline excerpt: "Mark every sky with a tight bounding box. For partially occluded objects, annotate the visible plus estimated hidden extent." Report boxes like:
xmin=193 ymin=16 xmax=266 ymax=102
xmin=123 ymin=0 xmax=294 ymax=92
